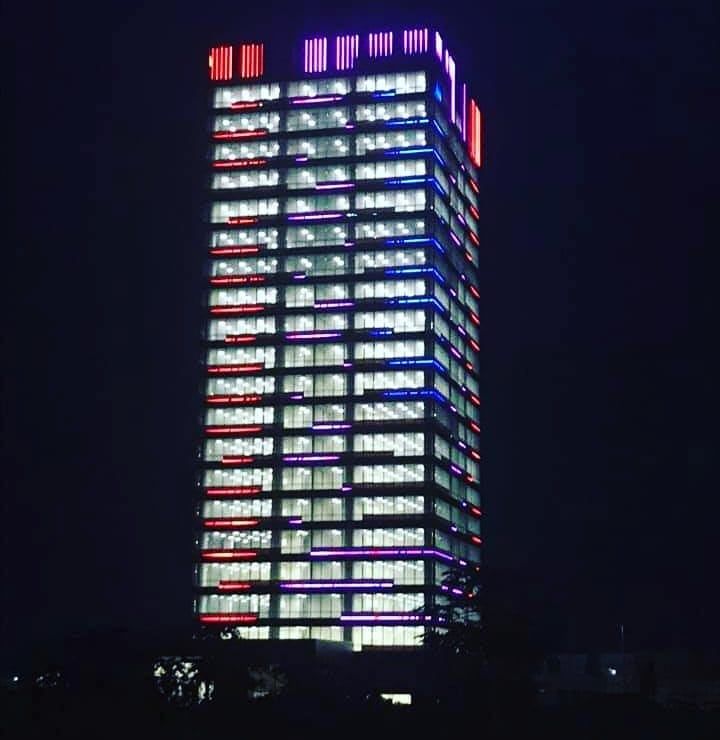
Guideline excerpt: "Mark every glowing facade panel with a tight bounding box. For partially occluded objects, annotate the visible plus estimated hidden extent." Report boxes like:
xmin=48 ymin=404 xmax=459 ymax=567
xmin=239 ymin=43 xmax=264 ymax=78
xmin=209 ymin=45 xmax=233 ymax=81
xmin=201 ymin=27 xmax=483 ymax=652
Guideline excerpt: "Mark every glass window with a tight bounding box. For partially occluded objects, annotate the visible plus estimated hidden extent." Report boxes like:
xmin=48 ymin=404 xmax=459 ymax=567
xmin=355 ymin=130 xmax=426 ymax=155
xmin=356 ymin=159 xmax=426 ymax=180
xmin=355 ymin=72 xmax=426 ymax=93
xmin=206 ymin=376 xmax=275 ymax=396
xmin=213 ymin=111 xmax=281 ymax=133
xmin=286 ymin=136 xmax=350 ymax=157
xmin=213 ymin=140 xmax=281 ymax=160
xmin=354 ymin=401 xmax=424 ymax=422
xmin=285 ymin=253 xmax=348 ymax=276
xmin=288 ymin=78 xmax=350 ymax=97
xmin=356 ymin=188 xmax=425 ymax=213
xmin=356 ymin=218 xmax=425 ymax=240
xmin=355 ymin=100 xmax=427 ymax=122
xmin=210 ymin=256 xmax=278 ymax=276
xmin=207 ymin=316 xmax=276 ymax=339
xmin=353 ymin=463 xmax=424 ymax=484
xmin=213 ymin=83 xmax=281 ymax=108
xmin=354 ymin=310 xmax=424 ymax=333
xmin=210 ymin=228 xmax=279 ymax=250
xmin=286 ymin=224 xmax=348 ymax=248
xmin=286 ymin=107 xmax=349 ymax=131
xmin=212 ymin=170 xmax=280 ymax=190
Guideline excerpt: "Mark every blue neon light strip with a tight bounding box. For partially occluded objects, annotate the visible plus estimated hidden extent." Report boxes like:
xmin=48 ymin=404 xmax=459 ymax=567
xmin=382 ymin=388 xmax=446 ymax=403
xmin=432 ymin=149 xmax=447 ymax=167
xmin=384 ymin=266 xmax=445 ymax=284
xmin=386 ymin=358 xmax=447 ymax=373
xmin=372 ymin=90 xmax=396 ymax=98
xmin=386 ymin=296 xmax=445 ymax=312
xmin=385 ymin=117 xmax=429 ymax=127
xmin=384 ymin=147 xmax=433 ymax=157
xmin=384 ymin=176 xmax=428 ymax=186
xmin=429 ymin=177 xmax=447 ymax=197
xmin=432 ymin=119 xmax=446 ymax=137
xmin=369 ymin=328 xmax=393 ymax=337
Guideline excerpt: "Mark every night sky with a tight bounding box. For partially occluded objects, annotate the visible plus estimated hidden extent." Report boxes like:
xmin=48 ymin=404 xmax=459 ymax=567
xmin=3 ymin=0 xmax=712 ymax=667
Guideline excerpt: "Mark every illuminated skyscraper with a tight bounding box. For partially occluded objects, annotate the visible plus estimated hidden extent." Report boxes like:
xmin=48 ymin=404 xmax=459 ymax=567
xmin=197 ymin=28 xmax=483 ymax=651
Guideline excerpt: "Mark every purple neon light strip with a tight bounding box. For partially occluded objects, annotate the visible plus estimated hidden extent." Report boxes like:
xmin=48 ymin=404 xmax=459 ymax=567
xmin=313 ymin=300 xmax=354 ymax=309
xmin=314 ymin=182 xmax=355 ymax=190
xmin=291 ymin=94 xmax=343 ymax=105
xmin=280 ymin=580 xmax=393 ymax=591
xmin=339 ymin=613 xmax=433 ymax=623
xmin=285 ymin=331 xmax=342 ymax=341
xmin=311 ymin=422 xmax=351 ymax=431
xmin=310 ymin=547 xmax=455 ymax=561
xmin=287 ymin=213 xmax=344 ymax=222
xmin=283 ymin=454 xmax=340 ymax=463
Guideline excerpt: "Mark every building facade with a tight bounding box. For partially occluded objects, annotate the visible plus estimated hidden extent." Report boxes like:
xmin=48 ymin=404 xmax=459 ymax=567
xmin=196 ymin=28 xmax=483 ymax=651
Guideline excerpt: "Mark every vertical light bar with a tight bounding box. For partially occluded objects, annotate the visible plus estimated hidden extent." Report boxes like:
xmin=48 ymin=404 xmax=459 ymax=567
xmin=335 ymin=34 xmax=358 ymax=71
xmin=435 ymin=31 xmax=443 ymax=60
xmin=424 ymin=28 xmax=428 ymax=52
xmin=462 ymin=83 xmax=468 ymax=140
xmin=469 ymin=99 xmax=482 ymax=167
xmin=209 ymin=46 xmax=233 ymax=81
xmin=445 ymin=51 xmax=456 ymax=125
xmin=239 ymin=43 xmax=264 ymax=79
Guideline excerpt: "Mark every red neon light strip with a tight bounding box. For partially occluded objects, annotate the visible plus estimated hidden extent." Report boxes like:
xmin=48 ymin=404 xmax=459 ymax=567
xmin=470 ymin=394 xmax=481 ymax=407
xmin=469 ymin=312 xmax=480 ymax=326
xmin=470 ymin=450 xmax=481 ymax=461
xmin=209 ymin=275 xmax=265 ymax=286
xmin=206 ymin=394 xmax=262 ymax=404
xmin=212 ymin=130 xmax=268 ymax=140
xmin=206 ymin=364 xmax=265 ymax=374
xmin=469 ymin=285 xmax=480 ymax=298
xmin=469 ymin=421 xmax=481 ymax=434
xmin=469 ymin=339 xmax=480 ymax=353
xmin=209 ymin=246 xmax=260 ymax=256
xmin=198 ymin=613 xmax=258 ymax=624
xmin=205 ymin=425 xmax=263 ymax=435
xmin=205 ymin=486 xmax=263 ymax=497
xmin=226 ymin=217 xmax=258 ymax=226
xmin=224 ymin=335 xmax=258 ymax=344
xmin=469 ymin=178 xmax=479 ymax=194
xmin=201 ymin=550 xmax=258 ymax=561
xmin=469 ymin=204 xmax=480 ymax=220
xmin=468 ymin=230 xmax=480 ymax=246
xmin=217 ymin=582 xmax=252 ymax=591
xmin=209 ymin=305 xmax=265 ymax=315
xmin=229 ymin=101 xmax=263 ymax=110
xmin=469 ymin=505 xmax=482 ymax=517
xmin=471 ymin=535 xmax=482 ymax=545
xmin=212 ymin=159 xmax=268 ymax=170
xmin=203 ymin=518 xmax=260 ymax=529
xmin=221 ymin=455 xmax=255 ymax=465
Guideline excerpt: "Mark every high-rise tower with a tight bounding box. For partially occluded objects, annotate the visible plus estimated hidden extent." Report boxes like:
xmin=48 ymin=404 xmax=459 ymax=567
xmin=197 ymin=28 xmax=482 ymax=651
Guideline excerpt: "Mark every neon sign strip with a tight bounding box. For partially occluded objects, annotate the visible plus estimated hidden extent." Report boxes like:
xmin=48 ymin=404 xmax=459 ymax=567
xmin=280 ymin=580 xmax=393 ymax=591
xmin=200 ymin=550 xmax=258 ymax=561
xmin=206 ymin=364 xmax=264 ymax=374
xmin=199 ymin=613 xmax=258 ymax=624
xmin=310 ymin=547 xmax=455 ymax=561
xmin=205 ymin=425 xmax=263 ymax=436
xmin=205 ymin=486 xmax=262 ymax=497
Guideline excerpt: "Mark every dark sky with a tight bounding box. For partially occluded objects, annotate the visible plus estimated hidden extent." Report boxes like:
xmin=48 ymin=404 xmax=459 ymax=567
xmin=2 ymin=0 xmax=712 ymax=666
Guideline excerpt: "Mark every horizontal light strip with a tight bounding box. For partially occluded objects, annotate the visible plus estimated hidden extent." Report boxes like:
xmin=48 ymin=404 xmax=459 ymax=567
xmin=203 ymin=518 xmax=260 ymax=529
xmin=283 ymin=454 xmax=340 ymax=463
xmin=205 ymin=486 xmax=262 ymax=497
xmin=209 ymin=275 xmax=266 ymax=286
xmin=310 ymin=547 xmax=455 ymax=561
xmin=204 ymin=425 xmax=263 ymax=435
xmin=280 ymin=580 xmax=393 ymax=591
xmin=290 ymin=94 xmax=344 ymax=105
xmin=206 ymin=364 xmax=264 ymax=374
xmin=198 ymin=613 xmax=257 ymax=624
xmin=200 ymin=550 xmax=258 ymax=561
xmin=285 ymin=331 xmax=342 ymax=340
